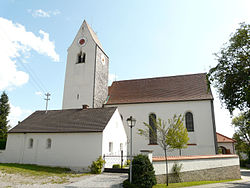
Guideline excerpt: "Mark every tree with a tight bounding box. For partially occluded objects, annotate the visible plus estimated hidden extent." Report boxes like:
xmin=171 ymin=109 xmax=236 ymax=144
xmin=0 ymin=91 xmax=10 ymax=140
xmin=232 ymin=113 xmax=250 ymax=161
xmin=138 ymin=114 xmax=189 ymax=186
xmin=207 ymin=23 xmax=250 ymax=115
xmin=166 ymin=116 xmax=189 ymax=156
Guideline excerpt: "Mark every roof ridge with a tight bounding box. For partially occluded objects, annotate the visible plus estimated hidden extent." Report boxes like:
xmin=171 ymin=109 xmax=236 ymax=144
xmin=111 ymin=72 xmax=207 ymax=84
xmin=36 ymin=107 xmax=117 ymax=112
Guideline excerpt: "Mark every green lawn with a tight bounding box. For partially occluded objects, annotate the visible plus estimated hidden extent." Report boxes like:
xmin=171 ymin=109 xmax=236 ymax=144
xmin=0 ymin=163 xmax=89 ymax=184
xmin=153 ymin=179 xmax=240 ymax=188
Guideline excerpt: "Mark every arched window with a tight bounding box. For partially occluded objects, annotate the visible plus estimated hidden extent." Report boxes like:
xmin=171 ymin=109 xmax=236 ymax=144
xmin=149 ymin=113 xmax=157 ymax=144
xmin=77 ymin=51 xmax=86 ymax=63
xmin=185 ymin=112 xmax=194 ymax=132
xmin=28 ymin=138 xmax=33 ymax=148
xmin=46 ymin=138 xmax=52 ymax=149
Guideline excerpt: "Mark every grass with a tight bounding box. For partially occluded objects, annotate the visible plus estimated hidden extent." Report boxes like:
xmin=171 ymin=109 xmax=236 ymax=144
xmin=153 ymin=179 xmax=240 ymax=188
xmin=0 ymin=163 xmax=89 ymax=184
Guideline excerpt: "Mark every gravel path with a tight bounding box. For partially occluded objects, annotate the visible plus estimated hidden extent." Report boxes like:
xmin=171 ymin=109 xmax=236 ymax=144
xmin=65 ymin=173 xmax=127 ymax=188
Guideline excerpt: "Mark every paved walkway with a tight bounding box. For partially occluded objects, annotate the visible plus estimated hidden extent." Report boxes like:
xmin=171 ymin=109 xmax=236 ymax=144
xmin=187 ymin=169 xmax=250 ymax=188
xmin=64 ymin=173 xmax=128 ymax=188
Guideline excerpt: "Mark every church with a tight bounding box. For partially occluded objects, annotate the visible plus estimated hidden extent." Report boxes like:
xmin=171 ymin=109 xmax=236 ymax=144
xmin=0 ymin=20 xmax=218 ymax=170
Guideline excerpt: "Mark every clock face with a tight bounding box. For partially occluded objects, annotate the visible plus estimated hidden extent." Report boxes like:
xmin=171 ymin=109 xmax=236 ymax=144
xmin=78 ymin=37 xmax=87 ymax=46
xmin=101 ymin=54 xmax=106 ymax=65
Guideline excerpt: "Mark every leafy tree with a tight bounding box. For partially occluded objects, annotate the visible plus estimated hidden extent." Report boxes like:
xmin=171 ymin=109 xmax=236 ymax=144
xmin=0 ymin=91 xmax=10 ymax=139
xmin=166 ymin=116 xmax=189 ymax=156
xmin=138 ymin=114 xmax=189 ymax=186
xmin=207 ymin=23 xmax=250 ymax=115
xmin=232 ymin=113 xmax=250 ymax=161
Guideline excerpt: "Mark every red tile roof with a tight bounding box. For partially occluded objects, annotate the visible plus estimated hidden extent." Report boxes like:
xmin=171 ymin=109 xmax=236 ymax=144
xmin=106 ymin=73 xmax=213 ymax=105
xmin=152 ymin=154 xmax=238 ymax=162
xmin=216 ymin=132 xmax=236 ymax=143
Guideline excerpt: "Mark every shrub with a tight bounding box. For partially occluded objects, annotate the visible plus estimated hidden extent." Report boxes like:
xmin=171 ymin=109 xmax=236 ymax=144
xmin=130 ymin=154 xmax=156 ymax=188
xmin=0 ymin=139 xmax=6 ymax=150
xmin=123 ymin=179 xmax=137 ymax=188
xmin=172 ymin=163 xmax=182 ymax=182
xmin=89 ymin=156 xmax=105 ymax=174
xmin=240 ymin=159 xmax=248 ymax=167
xmin=126 ymin=159 xmax=131 ymax=166
xmin=112 ymin=164 xmax=121 ymax=169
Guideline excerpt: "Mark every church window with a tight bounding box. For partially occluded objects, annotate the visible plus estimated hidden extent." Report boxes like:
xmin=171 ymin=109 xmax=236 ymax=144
xmin=109 ymin=142 xmax=113 ymax=153
xmin=28 ymin=138 xmax=33 ymax=148
xmin=77 ymin=51 xmax=86 ymax=63
xmin=149 ymin=113 xmax=157 ymax=144
xmin=185 ymin=112 xmax=194 ymax=132
xmin=77 ymin=94 xmax=79 ymax=100
xmin=46 ymin=138 xmax=52 ymax=149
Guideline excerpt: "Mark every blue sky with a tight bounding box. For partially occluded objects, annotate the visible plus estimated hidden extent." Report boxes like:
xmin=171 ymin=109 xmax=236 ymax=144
xmin=0 ymin=0 xmax=249 ymax=137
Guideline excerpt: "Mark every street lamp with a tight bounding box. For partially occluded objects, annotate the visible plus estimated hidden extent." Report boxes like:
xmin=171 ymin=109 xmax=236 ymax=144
xmin=126 ymin=116 xmax=136 ymax=183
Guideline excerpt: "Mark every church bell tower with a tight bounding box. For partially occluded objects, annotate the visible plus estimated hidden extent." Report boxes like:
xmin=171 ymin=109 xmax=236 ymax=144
xmin=62 ymin=20 xmax=109 ymax=109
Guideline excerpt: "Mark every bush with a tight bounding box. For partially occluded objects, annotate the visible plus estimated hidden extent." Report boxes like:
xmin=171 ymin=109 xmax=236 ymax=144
xmin=0 ymin=139 xmax=6 ymax=150
xmin=172 ymin=163 xmax=182 ymax=182
xmin=112 ymin=164 xmax=121 ymax=169
xmin=123 ymin=179 xmax=138 ymax=188
xmin=126 ymin=159 xmax=131 ymax=166
xmin=240 ymin=159 xmax=248 ymax=167
xmin=89 ymin=156 xmax=105 ymax=174
xmin=130 ymin=154 xmax=156 ymax=188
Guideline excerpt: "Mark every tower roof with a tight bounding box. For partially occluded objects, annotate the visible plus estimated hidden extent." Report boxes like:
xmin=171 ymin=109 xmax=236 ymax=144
xmin=84 ymin=20 xmax=103 ymax=51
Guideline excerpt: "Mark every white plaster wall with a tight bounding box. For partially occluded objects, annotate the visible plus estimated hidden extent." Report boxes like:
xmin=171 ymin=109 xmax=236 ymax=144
xmin=62 ymin=21 xmax=97 ymax=109
xmin=153 ymin=156 xmax=239 ymax=175
xmin=106 ymin=100 xmax=216 ymax=156
xmin=218 ymin=142 xmax=235 ymax=154
xmin=102 ymin=109 xmax=127 ymax=167
xmin=3 ymin=132 xmax=103 ymax=171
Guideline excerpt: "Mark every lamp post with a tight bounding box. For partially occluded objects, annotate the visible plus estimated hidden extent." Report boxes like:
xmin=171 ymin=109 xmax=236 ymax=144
xmin=126 ymin=116 xmax=136 ymax=183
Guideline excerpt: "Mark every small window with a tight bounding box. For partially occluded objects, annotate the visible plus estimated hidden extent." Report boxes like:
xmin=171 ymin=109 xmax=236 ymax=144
xmin=77 ymin=94 xmax=79 ymax=100
xmin=185 ymin=112 xmax=194 ymax=132
xmin=149 ymin=113 xmax=157 ymax=144
xmin=120 ymin=143 xmax=123 ymax=151
xmin=28 ymin=138 xmax=33 ymax=148
xmin=46 ymin=138 xmax=52 ymax=149
xmin=77 ymin=51 xmax=86 ymax=63
xmin=109 ymin=142 xmax=113 ymax=153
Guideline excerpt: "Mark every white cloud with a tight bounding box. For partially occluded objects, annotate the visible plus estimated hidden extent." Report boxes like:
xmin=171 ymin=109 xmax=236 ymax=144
xmin=109 ymin=73 xmax=118 ymax=85
xmin=8 ymin=104 xmax=33 ymax=128
xmin=0 ymin=17 xmax=59 ymax=90
xmin=27 ymin=9 xmax=61 ymax=18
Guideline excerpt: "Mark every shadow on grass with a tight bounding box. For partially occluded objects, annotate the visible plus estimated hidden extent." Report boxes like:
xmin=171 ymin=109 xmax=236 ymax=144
xmin=0 ymin=163 xmax=72 ymax=175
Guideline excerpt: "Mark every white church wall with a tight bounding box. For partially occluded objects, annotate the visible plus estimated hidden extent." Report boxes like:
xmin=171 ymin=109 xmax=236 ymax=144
xmin=3 ymin=132 xmax=103 ymax=171
xmin=106 ymin=100 xmax=216 ymax=156
xmin=62 ymin=21 xmax=97 ymax=109
xmin=102 ymin=109 xmax=127 ymax=156
xmin=102 ymin=109 xmax=127 ymax=167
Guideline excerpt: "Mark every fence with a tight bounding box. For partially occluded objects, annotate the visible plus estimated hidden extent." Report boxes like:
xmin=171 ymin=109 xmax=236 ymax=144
xmin=103 ymin=150 xmax=131 ymax=168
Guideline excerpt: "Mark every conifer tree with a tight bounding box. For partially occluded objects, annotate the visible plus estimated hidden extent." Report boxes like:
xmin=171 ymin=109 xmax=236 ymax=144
xmin=0 ymin=91 xmax=10 ymax=139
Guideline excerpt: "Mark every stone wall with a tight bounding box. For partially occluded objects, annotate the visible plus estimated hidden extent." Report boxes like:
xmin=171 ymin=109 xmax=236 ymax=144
xmin=152 ymin=154 xmax=240 ymax=184
xmin=156 ymin=165 xmax=240 ymax=183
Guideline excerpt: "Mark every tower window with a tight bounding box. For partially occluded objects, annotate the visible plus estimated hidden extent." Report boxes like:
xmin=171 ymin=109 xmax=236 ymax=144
xmin=77 ymin=51 xmax=86 ymax=63
xmin=185 ymin=112 xmax=194 ymax=132
xmin=77 ymin=94 xmax=79 ymax=100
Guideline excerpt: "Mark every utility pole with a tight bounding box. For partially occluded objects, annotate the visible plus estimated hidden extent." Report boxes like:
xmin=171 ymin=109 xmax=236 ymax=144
xmin=44 ymin=93 xmax=51 ymax=113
